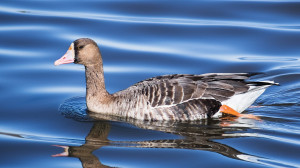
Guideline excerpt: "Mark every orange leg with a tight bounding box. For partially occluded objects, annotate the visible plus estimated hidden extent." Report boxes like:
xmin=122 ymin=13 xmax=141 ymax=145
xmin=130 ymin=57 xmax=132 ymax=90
xmin=219 ymin=105 xmax=261 ymax=120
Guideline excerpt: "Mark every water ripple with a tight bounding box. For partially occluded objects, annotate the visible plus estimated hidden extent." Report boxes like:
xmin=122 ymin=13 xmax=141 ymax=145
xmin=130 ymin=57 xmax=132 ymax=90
xmin=61 ymin=34 xmax=300 ymax=62
xmin=0 ymin=130 xmax=85 ymax=146
xmin=237 ymin=154 xmax=299 ymax=168
xmin=239 ymin=56 xmax=298 ymax=62
xmin=1 ymin=63 xmax=179 ymax=74
xmin=0 ymin=25 xmax=54 ymax=31
xmin=0 ymin=48 xmax=43 ymax=57
xmin=1 ymin=5 xmax=300 ymax=32
xmin=26 ymin=86 xmax=85 ymax=94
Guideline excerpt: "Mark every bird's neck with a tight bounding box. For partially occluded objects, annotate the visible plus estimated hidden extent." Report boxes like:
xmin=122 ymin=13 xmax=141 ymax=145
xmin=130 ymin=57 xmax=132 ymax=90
xmin=85 ymin=63 xmax=112 ymax=107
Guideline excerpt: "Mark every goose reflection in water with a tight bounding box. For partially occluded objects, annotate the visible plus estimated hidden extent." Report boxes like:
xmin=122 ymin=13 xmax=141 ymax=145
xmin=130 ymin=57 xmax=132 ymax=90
xmin=53 ymin=97 xmax=259 ymax=168
xmin=53 ymin=122 xmax=111 ymax=168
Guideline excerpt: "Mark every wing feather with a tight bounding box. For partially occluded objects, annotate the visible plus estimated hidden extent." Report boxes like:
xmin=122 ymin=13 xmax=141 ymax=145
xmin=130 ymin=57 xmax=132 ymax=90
xmin=129 ymin=73 xmax=257 ymax=108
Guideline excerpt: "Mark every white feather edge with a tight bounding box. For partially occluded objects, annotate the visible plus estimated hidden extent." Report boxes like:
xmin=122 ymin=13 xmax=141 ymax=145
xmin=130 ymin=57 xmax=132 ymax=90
xmin=213 ymin=81 xmax=276 ymax=118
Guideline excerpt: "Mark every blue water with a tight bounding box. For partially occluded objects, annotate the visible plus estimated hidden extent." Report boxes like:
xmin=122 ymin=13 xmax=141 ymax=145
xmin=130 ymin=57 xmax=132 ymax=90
xmin=1 ymin=1 xmax=300 ymax=167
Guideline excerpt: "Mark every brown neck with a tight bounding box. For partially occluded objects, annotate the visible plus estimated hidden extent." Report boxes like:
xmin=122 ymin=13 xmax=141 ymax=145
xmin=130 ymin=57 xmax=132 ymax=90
xmin=85 ymin=62 xmax=112 ymax=105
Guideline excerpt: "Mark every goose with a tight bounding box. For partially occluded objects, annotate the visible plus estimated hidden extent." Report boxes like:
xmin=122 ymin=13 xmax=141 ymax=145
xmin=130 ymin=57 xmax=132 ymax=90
xmin=55 ymin=38 xmax=277 ymax=121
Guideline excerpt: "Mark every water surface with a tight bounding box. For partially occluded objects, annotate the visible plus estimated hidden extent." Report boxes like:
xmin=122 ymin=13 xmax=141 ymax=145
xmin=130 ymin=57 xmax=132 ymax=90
xmin=1 ymin=1 xmax=300 ymax=167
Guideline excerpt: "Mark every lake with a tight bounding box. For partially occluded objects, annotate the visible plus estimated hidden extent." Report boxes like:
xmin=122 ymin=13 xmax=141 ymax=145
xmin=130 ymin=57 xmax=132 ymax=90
xmin=1 ymin=1 xmax=300 ymax=167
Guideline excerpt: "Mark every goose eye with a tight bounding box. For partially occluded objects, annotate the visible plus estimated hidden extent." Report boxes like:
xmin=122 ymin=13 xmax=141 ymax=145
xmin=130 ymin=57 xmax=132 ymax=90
xmin=78 ymin=46 xmax=84 ymax=49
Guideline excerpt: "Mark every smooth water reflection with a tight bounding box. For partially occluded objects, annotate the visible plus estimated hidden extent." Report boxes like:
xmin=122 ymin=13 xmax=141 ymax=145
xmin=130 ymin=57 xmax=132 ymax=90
xmin=49 ymin=119 xmax=298 ymax=168
xmin=52 ymin=121 xmax=246 ymax=168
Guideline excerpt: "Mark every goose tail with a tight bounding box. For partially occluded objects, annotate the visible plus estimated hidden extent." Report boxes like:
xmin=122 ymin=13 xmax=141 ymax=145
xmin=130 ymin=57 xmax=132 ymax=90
xmin=213 ymin=80 xmax=278 ymax=118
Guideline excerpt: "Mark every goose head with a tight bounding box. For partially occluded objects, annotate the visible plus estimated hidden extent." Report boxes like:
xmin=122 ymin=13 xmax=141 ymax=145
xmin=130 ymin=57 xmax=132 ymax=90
xmin=55 ymin=38 xmax=102 ymax=66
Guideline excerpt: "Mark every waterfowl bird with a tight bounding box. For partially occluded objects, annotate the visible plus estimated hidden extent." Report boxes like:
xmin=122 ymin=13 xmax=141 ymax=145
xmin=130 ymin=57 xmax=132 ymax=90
xmin=55 ymin=38 xmax=277 ymax=121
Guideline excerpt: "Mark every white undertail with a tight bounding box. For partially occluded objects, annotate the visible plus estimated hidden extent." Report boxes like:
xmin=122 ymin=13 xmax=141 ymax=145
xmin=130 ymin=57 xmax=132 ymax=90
xmin=213 ymin=81 xmax=276 ymax=117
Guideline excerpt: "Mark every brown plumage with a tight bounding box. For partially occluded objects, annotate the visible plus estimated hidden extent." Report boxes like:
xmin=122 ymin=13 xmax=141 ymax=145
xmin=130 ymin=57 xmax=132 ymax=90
xmin=55 ymin=38 xmax=276 ymax=121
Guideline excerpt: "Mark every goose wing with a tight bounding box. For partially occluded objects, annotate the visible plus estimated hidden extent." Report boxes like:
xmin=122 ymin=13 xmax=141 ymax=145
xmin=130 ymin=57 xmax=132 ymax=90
xmin=133 ymin=73 xmax=256 ymax=107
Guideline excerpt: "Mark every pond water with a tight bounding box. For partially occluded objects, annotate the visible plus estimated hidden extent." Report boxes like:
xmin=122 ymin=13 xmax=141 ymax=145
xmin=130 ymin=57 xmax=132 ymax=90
xmin=1 ymin=1 xmax=300 ymax=167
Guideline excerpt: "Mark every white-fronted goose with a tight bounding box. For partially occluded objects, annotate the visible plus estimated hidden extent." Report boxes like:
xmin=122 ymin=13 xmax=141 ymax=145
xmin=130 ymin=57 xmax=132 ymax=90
xmin=55 ymin=38 xmax=277 ymax=121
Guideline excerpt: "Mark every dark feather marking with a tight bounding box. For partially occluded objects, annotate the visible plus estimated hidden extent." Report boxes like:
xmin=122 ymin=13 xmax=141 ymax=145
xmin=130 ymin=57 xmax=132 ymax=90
xmin=144 ymin=113 xmax=149 ymax=121
xmin=199 ymin=100 xmax=207 ymax=112
xmin=209 ymin=95 xmax=229 ymax=101
xmin=202 ymin=93 xmax=214 ymax=99
xmin=160 ymin=99 xmax=221 ymax=120
xmin=205 ymin=88 xmax=235 ymax=98
xmin=221 ymin=80 xmax=250 ymax=93
xmin=147 ymin=86 xmax=151 ymax=100
xmin=207 ymin=81 xmax=234 ymax=91
xmin=149 ymin=86 xmax=154 ymax=105
xmin=143 ymin=87 xmax=148 ymax=97
xmin=206 ymin=99 xmax=222 ymax=117
xmin=164 ymin=80 xmax=174 ymax=105
xmin=211 ymin=75 xmax=248 ymax=80
xmin=158 ymin=82 xmax=167 ymax=105
xmin=186 ymin=103 xmax=196 ymax=117
xmin=152 ymin=85 xmax=160 ymax=107
xmin=182 ymin=83 xmax=196 ymax=101
xmin=185 ymin=103 xmax=194 ymax=118
xmin=149 ymin=111 xmax=154 ymax=121
xmin=200 ymin=73 xmax=253 ymax=80
xmin=186 ymin=76 xmax=204 ymax=81
xmin=192 ymin=82 xmax=207 ymax=98
xmin=176 ymin=103 xmax=190 ymax=120
xmin=133 ymin=73 xmax=259 ymax=87
xmin=173 ymin=83 xmax=183 ymax=104
xmin=247 ymin=81 xmax=277 ymax=86
xmin=178 ymin=105 xmax=188 ymax=120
